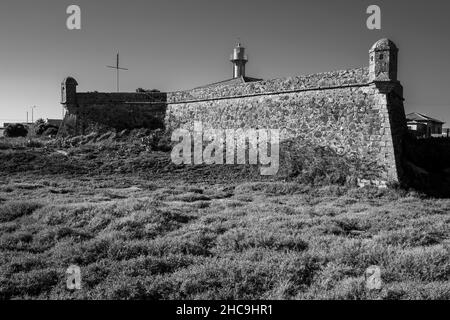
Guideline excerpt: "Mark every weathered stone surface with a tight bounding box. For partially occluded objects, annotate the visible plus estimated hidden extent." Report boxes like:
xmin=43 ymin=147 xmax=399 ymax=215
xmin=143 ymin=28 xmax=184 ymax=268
xmin=168 ymin=68 xmax=369 ymax=103
xmin=166 ymin=82 xmax=405 ymax=182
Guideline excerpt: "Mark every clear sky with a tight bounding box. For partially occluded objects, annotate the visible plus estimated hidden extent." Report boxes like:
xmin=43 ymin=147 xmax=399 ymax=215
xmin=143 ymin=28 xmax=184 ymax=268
xmin=0 ymin=0 xmax=449 ymax=126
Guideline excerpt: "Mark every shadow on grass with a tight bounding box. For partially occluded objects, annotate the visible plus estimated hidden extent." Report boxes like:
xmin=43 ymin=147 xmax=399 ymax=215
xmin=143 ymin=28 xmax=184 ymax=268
xmin=402 ymin=135 xmax=450 ymax=198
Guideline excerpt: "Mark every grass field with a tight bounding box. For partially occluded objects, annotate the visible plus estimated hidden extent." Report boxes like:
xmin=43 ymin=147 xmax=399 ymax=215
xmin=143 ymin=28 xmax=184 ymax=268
xmin=0 ymin=135 xmax=449 ymax=300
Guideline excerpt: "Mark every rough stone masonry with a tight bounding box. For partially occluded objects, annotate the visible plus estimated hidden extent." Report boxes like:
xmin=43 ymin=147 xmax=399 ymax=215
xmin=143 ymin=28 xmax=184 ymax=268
xmin=60 ymin=39 xmax=407 ymax=184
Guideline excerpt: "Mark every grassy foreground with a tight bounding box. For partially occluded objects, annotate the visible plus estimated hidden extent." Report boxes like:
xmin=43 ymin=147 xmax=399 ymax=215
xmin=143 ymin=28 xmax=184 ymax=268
xmin=0 ymin=136 xmax=449 ymax=300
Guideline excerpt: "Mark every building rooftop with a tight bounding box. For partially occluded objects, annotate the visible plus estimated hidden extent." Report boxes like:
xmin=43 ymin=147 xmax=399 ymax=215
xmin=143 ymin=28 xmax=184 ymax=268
xmin=406 ymin=112 xmax=445 ymax=124
xmin=193 ymin=76 xmax=262 ymax=90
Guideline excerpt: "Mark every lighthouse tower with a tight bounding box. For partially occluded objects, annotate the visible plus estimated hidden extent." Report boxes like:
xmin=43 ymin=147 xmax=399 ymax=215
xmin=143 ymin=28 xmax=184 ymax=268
xmin=230 ymin=42 xmax=248 ymax=78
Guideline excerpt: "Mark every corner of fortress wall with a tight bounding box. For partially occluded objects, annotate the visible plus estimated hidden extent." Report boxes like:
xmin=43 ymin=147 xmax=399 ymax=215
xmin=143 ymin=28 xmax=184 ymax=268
xmin=60 ymin=40 xmax=408 ymax=184
xmin=164 ymin=68 xmax=407 ymax=183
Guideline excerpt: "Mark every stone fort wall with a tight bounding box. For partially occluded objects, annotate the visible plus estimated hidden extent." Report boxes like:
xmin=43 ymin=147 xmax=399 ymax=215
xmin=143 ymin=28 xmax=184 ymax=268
xmin=165 ymin=68 xmax=406 ymax=183
xmin=61 ymin=39 xmax=407 ymax=184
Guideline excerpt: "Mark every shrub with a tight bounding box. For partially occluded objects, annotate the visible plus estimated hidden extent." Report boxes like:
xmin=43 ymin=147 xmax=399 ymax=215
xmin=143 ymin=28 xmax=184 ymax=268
xmin=35 ymin=120 xmax=59 ymax=136
xmin=34 ymin=118 xmax=46 ymax=128
xmin=42 ymin=126 xmax=59 ymax=136
xmin=4 ymin=124 xmax=28 ymax=138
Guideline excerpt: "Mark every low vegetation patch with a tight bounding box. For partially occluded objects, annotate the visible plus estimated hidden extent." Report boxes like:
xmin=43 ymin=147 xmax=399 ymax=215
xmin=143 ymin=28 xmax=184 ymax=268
xmin=0 ymin=178 xmax=448 ymax=300
xmin=0 ymin=201 xmax=42 ymax=223
xmin=0 ymin=134 xmax=448 ymax=300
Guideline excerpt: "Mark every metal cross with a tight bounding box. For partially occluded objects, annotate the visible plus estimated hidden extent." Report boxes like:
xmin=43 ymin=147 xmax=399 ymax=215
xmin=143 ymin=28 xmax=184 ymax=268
xmin=107 ymin=52 xmax=128 ymax=92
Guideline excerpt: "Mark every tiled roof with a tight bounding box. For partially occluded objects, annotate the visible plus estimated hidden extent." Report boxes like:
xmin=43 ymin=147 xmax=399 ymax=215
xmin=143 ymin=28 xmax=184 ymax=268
xmin=194 ymin=76 xmax=262 ymax=89
xmin=406 ymin=112 xmax=445 ymax=124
